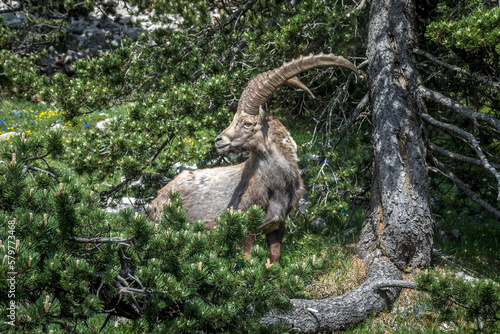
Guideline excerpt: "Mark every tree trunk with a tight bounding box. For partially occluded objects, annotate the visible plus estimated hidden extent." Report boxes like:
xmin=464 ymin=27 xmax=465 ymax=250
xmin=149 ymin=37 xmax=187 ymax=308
xmin=261 ymin=0 xmax=434 ymax=331
xmin=358 ymin=0 xmax=434 ymax=271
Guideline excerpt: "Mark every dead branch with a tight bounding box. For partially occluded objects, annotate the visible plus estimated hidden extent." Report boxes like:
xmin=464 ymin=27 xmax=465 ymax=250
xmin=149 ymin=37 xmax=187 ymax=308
xmin=428 ymin=142 xmax=500 ymax=169
xmin=68 ymin=236 xmax=132 ymax=244
xmin=421 ymin=113 xmax=500 ymax=200
xmin=331 ymin=92 xmax=369 ymax=149
xmin=260 ymin=259 xmax=402 ymax=333
xmin=22 ymin=165 xmax=60 ymax=183
xmin=428 ymin=153 xmax=500 ymax=219
xmin=419 ymin=86 xmax=500 ymax=132
xmin=356 ymin=0 xmax=369 ymax=11
xmin=197 ymin=0 xmax=258 ymax=43
xmin=414 ymin=49 xmax=500 ymax=89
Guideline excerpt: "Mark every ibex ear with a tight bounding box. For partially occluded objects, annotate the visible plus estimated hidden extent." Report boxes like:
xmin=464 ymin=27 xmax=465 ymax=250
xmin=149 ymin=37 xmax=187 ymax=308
xmin=259 ymin=106 xmax=266 ymax=123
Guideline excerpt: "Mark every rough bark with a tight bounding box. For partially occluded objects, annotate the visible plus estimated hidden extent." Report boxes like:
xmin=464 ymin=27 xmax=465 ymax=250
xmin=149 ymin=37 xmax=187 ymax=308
xmin=261 ymin=0 xmax=434 ymax=332
xmin=261 ymin=259 xmax=401 ymax=332
xmin=358 ymin=0 xmax=434 ymax=271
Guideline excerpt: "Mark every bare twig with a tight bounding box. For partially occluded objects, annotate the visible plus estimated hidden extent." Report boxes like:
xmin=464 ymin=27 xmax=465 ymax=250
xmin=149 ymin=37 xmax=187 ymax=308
xmin=356 ymin=0 xmax=369 ymax=11
xmin=422 ymin=113 xmax=500 ymax=200
xmin=428 ymin=142 xmax=500 ymax=169
xmin=419 ymin=86 xmax=500 ymax=132
xmin=197 ymin=0 xmax=258 ymax=44
xmin=22 ymin=165 xmax=60 ymax=183
xmin=428 ymin=153 xmax=500 ymax=219
xmin=414 ymin=49 xmax=500 ymax=89
xmin=99 ymin=179 xmax=128 ymax=197
xmin=331 ymin=92 xmax=370 ymax=150
xmin=150 ymin=134 xmax=174 ymax=165
xmin=68 ymin=236 xmax=132 ymax=244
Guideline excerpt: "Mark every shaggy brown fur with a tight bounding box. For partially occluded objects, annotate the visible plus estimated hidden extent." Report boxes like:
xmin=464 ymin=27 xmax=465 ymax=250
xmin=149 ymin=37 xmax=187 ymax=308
xmin=149 ymin=53 xmax=356 ymax=262
xmin=149 ymin=115 xmax=304 ymax=262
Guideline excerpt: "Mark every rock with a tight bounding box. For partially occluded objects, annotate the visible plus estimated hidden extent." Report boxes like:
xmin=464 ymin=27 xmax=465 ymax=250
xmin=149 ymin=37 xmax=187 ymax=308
xmin=67 ymin=17 xmax=87 ymax=34
xmin=124 ymin=27 xmax=144 ymax=41
xmin=105 ymin=197 xmax=150 ymax=215
xmin=84 ymin=28 xmax=106 ymax=45
xmin=304 ymin=153 xmax=319 ymax=161
xmin=456 ymin=271 xmax=478 ymax=282
xmin=450 ymin=229 xmax=460 ymax=239
xmin=170 ymin=162 xmax=198 ymax=174
xmin=111 ymin=35 xmax=121 ymax=47
xmin=297 ymin=198 xmax=307 ymax=216
xmin=51 ymin=123 xmax=63 ymax=130
xmin=96 ymin=117 xmax=117 ymax=130
xmin=0 ymin=132 xmax=18 ymax=141
xmin=1 ymin=12 xmax=25 ymax=27
xmin=311 ymin=217 xmax=327 ymax=227
xmin=114 ymin=316 xmax=130 ymax=327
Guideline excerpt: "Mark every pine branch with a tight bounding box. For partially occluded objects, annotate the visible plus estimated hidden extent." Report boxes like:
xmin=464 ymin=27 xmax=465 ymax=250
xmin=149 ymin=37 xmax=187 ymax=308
xmin=428 ymin=142 xmax=500 ymax=169
xmin=419 ymin=86 xmax=500 ymax=132
xmin=22 ymin=165 xmax=60 ymax=183
xmin=414 ymin=49 xmax=500 ymax=89
xmin=99 ymin=179 xmax=128 ymax=197
xmin=421 ymin=113 xmax=500 ymax=200
xmin=150 ymin=134 xmax=174 ymax=165
xmin=68 ymin=236 xmax=132 ymax=244
xmin=428 ymin=153 xmax=500 ymax=219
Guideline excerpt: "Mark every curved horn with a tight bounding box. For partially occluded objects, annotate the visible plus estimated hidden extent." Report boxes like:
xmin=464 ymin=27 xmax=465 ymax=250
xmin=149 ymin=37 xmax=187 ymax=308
xmin=238 ymin=53 xmax=357 ymax=115
xmin=286 ymin=76 xmax=315 ymax=99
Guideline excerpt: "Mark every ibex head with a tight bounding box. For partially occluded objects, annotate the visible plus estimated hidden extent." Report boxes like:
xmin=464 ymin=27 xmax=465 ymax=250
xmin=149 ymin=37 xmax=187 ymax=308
xmin=215 ymin=53 xmax=357 ymax=155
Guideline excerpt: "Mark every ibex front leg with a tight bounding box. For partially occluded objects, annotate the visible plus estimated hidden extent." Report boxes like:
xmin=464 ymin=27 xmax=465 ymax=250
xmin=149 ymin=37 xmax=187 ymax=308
xmin=244 ymin=199 xmax=288 ymax=263
xmin=265 ymin=221 xmax=286 ymax=263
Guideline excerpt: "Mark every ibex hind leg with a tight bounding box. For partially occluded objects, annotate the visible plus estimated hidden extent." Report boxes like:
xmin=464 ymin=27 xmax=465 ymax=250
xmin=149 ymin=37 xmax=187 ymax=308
xmin=266 ymin=221 xmax=286 ymax=263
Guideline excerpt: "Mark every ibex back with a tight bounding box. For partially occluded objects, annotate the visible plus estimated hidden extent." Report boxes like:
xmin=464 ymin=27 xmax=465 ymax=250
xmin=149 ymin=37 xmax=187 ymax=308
xmin=149 ymin=53 xmax=357 ymax=262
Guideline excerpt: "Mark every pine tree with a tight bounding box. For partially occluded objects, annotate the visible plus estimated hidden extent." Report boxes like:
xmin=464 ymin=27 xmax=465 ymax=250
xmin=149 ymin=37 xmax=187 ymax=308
xmin=0 ymin=134 xmax=322 ymax=332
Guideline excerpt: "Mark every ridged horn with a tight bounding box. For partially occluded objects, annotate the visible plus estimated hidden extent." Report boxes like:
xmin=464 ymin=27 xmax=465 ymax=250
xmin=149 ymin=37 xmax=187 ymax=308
xmin=238 ymin=53 xmax=357 ymax=115
xmin=285 ymin=76 xmax=315 ymax=99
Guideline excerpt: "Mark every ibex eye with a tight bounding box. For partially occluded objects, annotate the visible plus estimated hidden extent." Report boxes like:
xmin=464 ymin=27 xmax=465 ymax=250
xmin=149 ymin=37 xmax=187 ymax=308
xmin=243 ymin=122 xmax=252 ymax=127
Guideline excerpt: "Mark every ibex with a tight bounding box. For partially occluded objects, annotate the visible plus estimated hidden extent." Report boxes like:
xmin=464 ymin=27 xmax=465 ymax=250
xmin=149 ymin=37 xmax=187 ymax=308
xmin=149 ymin=53 xmax=357 ymax=262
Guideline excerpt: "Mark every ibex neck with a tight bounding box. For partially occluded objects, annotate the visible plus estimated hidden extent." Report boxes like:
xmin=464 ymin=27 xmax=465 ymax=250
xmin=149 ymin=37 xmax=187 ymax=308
xmin=248 ymin=131 xmax=300 ymax=178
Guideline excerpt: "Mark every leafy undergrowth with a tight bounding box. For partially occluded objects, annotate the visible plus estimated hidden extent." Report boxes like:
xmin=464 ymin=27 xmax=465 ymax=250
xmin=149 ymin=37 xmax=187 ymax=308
xmin=1 ymin=99 xmax=499 ymax=333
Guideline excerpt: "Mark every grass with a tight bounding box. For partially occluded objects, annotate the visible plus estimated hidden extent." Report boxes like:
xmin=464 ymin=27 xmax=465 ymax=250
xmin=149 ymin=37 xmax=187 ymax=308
xmin=1 ymin=98 xmax=499 ymax=333
xmin=0 ymin=99 xmax=126 ymax=144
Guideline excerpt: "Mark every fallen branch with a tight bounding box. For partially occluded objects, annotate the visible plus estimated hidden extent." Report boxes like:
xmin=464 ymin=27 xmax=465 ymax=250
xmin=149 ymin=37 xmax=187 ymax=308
xmin=421 ymin=113 xmax=500 ymax=200
xmin=261 ymin=259 xmax=402 ymax=333
xmin=419 ymin=86 xmax=500 ymax=132
xmin=414 ymin=49 xmax=500 ymax=90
